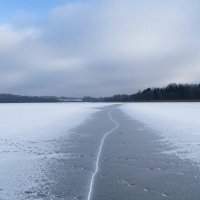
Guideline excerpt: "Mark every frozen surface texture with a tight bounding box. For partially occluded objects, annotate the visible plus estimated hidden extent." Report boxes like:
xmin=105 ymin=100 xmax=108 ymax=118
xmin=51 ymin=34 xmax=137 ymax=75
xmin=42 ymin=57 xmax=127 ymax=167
xmin=121 ymin=103 xmax=200 ymax=161
xmin=0 ymin=103 xmax=110 ymax=199
xmin=0 ymin=103 xmax=111 ymax=140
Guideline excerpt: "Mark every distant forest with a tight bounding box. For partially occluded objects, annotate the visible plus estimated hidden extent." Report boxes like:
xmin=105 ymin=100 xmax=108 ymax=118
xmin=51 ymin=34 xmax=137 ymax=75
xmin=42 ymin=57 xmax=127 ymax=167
xmin=0 ymin=94 xmax=84 ymax=103
xmin=1 ymin=83 xmax=200 ymax=103
xmin=0 ymin=94 xmax=60 ymax=103
xmin=83 ymin=83 xmax=200 ymax=102
xmin=0 ymin=94 xmax=83 ymax=103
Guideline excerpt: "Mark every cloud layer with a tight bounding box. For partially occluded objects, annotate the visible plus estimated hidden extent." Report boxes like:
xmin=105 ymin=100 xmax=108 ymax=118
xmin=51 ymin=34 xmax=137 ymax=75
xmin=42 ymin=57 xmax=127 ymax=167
xmin=0 ymin=0 xmax=200 ymax=96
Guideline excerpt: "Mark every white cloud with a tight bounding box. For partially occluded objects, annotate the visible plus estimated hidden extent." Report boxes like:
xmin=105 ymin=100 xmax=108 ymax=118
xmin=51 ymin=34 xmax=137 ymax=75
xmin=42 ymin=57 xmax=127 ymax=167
xmin=0 ymin=0 xmax=200 ymax=96
xmin=0 ymin=24 xmax=40 ymax=51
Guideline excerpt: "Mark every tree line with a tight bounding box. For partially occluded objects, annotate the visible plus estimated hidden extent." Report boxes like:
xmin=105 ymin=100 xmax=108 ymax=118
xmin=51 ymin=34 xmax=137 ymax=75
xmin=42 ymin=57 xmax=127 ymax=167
xmin=83 ymin=83 xmax=200 ymax=102
xmin=1 ymin=83 xmax=200 ymax=103
xmin=0 ymin=94 xmax=82 ymax=103
xmin=0 ymin=94 xmax=60 ymax=103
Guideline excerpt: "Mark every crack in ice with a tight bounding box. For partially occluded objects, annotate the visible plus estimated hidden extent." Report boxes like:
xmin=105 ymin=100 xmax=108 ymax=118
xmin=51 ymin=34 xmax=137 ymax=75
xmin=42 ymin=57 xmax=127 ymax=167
xmin=87 ymin=110 xmax=119 ymax=200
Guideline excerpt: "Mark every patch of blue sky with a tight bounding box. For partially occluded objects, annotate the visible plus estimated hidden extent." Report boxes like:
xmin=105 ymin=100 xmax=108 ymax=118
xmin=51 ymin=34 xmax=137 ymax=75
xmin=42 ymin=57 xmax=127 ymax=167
xmin=0 ymin=0 xmax=79 ymax=22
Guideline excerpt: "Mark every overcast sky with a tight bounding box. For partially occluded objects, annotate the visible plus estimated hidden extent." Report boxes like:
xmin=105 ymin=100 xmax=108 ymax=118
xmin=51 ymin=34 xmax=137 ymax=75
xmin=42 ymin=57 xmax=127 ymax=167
xmin=0 ymin=0 xmax=200 ymax=97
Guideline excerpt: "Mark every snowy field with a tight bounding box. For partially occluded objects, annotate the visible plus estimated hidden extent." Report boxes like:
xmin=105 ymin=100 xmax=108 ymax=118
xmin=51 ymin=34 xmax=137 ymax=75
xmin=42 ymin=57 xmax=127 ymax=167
xmin=121 ymin=103 xmax=200 ymax=162
xmin=0 ymin=103 xmax=111 ymax=199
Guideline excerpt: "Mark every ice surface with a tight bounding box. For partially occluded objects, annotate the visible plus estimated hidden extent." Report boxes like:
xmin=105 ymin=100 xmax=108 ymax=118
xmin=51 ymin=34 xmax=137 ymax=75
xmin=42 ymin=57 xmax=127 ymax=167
xmin=0 ymin=102 xmax=111 ymax=199
xmin=0 ymin=103 xmax=111 ymax=141
xmin=121 ymin=103 xmax=200 ymax=162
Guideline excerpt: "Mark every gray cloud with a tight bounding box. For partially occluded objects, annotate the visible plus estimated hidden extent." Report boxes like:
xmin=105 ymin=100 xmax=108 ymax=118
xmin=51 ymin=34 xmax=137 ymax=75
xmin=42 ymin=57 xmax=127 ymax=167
xmin=0 ymin=0 xmax=200 ymax=96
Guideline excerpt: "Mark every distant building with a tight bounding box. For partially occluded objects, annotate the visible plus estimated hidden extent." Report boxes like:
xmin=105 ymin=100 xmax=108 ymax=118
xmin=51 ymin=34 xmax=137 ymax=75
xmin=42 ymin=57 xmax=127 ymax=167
xmin=59 ymin=97 xmax=83 ymax=102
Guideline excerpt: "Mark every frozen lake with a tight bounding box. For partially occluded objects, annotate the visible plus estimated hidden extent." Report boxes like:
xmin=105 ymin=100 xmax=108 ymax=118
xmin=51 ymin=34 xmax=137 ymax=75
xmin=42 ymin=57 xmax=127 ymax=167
xmin=1 ymin=102 xmax=200 ymax=200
